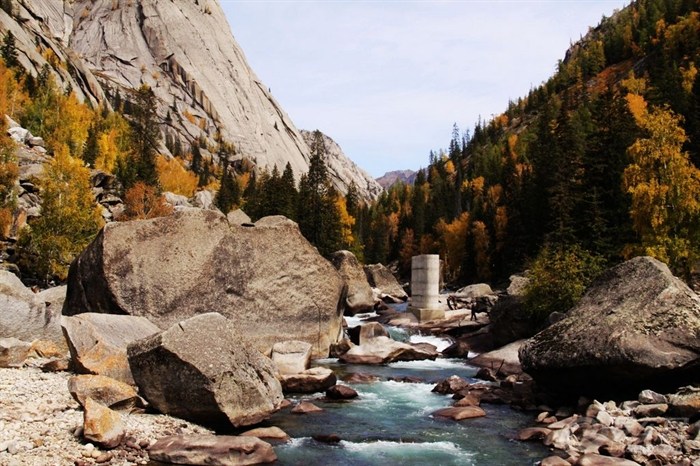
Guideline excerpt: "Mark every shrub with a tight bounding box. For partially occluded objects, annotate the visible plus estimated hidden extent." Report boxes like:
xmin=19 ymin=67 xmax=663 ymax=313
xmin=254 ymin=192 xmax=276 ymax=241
xmin=524 ymin=244 xmax=606 ymax=325
xmin=119 ymin=182 xmax=173 ymax=221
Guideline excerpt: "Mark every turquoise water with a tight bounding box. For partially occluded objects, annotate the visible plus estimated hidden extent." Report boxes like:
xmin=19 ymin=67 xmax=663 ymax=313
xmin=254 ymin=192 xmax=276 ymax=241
xmin=151 ymin=309 xmax=546 ymax=464
xmin=265 ymin=355 xmax=546 ymax=465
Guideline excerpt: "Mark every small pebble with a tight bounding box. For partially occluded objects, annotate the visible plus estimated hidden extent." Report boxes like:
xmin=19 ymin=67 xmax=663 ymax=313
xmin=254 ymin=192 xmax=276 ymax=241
xmin=95 ymin=451 xmax=112 ymax=463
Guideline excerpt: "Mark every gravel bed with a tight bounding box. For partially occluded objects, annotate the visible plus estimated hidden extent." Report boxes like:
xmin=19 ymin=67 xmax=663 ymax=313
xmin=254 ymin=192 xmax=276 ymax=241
xmin=0 ymin=364 xmax=212 ymax=466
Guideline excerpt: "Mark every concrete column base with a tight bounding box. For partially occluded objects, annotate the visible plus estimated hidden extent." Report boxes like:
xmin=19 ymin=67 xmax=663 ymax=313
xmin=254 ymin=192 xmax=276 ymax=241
xmin=410 ymin=307 xmax=445 ymax=322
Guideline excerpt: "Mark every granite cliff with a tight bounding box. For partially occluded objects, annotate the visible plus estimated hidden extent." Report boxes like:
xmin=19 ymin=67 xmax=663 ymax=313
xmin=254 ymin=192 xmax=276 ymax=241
xmin=0 ymin=0 xmax=380 ymax=200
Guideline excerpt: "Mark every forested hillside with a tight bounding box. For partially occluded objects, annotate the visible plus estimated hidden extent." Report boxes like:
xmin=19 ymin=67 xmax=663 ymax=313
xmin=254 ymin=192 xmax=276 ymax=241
xmin=361 ymin=0 xmax=700 ymax=292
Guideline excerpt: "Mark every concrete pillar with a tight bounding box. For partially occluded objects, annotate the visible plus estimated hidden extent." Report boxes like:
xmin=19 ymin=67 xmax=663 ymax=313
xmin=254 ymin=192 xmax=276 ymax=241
xmin=410 ymin=254 xmax=445 ymax=321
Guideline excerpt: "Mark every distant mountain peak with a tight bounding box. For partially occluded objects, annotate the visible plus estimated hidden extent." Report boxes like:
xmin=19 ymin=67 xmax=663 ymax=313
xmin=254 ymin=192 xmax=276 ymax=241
xmin=376 ymin=170 xmax=418 ymax=189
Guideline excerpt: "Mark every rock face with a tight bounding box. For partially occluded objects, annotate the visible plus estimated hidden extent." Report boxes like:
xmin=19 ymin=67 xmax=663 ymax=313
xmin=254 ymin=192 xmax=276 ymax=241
xmin=331 ymin=250 xmax=375 ymax=315
xmin=0 ymin=1 xmax=381 ymax=202
xmin=61 ymin=313 xmax=161 ymax=385
xmin=300 ymin=130 xmax=383 ymax=201
xmin=0 ymin=271 xmax=65 ymax=349
xmin=127 ymin=313 xmax=283 ymax=429
xmin=63 ymin=209 xmax=345 ymax=358
xmin=519 ymin=256 xmax=700 ymax=396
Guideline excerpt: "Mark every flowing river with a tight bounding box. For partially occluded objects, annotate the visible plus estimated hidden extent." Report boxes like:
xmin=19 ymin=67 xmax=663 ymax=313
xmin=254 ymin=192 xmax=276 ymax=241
xmin=263 ymin=311 xmax=548 ymax=465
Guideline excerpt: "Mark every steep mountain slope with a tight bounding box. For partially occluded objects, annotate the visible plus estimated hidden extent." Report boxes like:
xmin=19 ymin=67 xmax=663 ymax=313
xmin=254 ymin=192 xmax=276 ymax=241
xmin=0 ymin=0 xmax=380 ymax=200
xmin=362 ymin=0 xmax=700 ymax=282
xmin=300 ymin=130 xmax=383 ymax=200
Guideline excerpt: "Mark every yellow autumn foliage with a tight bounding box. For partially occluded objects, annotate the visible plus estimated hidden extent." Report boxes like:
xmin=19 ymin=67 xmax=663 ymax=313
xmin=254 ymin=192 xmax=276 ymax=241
xmin=622 ymin=92 xmax=700 ymax=275
xmin=156 ymin=155 xmax=198 ymax=197
xmin=436 ymin=212 xmax=469 ymax=281
xmin=45 ymin=92 xmax=94 ymax=157
xmin=334 ymin=194 xmax=355 ymax=248
xmin=120 ymin=182 xmax=174 ymax=221
xmin=94 ymin=113 xmax=131 ymax=172
xmin=21 ymin=145 xmax=103 ymax=281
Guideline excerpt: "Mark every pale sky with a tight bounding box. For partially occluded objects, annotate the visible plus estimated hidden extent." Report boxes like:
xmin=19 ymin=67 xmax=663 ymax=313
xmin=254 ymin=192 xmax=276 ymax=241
xmin=221 ymin=1 xmax=630 ymax=178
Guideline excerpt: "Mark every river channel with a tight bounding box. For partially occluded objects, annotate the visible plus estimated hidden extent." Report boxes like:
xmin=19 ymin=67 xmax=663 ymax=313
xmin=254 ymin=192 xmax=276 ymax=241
xmin=264 ymin=311 xmax=548 ymax=465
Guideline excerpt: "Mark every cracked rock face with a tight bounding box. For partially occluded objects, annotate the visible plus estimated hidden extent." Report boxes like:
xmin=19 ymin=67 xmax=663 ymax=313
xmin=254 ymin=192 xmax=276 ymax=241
xmin=0 ymin=0 xmax=381 ymax=201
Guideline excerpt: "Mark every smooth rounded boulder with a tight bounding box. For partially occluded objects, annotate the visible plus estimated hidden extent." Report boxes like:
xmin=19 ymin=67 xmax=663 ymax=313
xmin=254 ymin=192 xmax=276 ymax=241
xmin=331 ymin=250 xmax=375 ymax=315
xmin=63 ymin=209 xmax=345 ymax=358
xmin=127 ymin=313 xmax=283 ymax=428
xmin=519 ymin=256 xmax=700 ymax=397
xmin=0 ymin=271 xmax=65 ymax=350
xmin=339 ymin=336 xmax=438 ymax=364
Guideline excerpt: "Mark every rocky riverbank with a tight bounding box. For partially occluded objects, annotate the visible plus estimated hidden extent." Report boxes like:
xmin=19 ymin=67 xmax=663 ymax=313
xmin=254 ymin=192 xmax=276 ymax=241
xmin=517 ymin=387 xmax=700 ymax=465
xmin=0 ymin=362 xmax=212 ymax=466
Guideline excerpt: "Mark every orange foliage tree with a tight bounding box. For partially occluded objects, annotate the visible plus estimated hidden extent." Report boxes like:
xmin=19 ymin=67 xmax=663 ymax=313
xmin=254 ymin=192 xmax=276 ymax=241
xmin=119 ymin=182 xmax=173 ymax=221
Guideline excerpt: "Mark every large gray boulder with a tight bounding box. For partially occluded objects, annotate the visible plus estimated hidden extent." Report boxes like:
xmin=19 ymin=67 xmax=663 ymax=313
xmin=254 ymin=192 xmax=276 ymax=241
xmin=62 ymin=313 xmax=161 ymax=385
xmin=63 ymin=209 xmax=345 ymax=358
xmin=127 ymin=313 xmax=283 ymax=428
xmin=0 ymin=271 xmax=65 ymax=350
xmin=331 ymin=250 xmax=375 ymax=315
xmin=364 ymin=263 xmax=408 ymax=302
xmin=519 ymin=256 xmax=700 ymax=396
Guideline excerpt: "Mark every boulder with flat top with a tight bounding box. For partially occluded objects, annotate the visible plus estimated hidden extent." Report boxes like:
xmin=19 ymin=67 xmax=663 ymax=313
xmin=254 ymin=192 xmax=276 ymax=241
xmin=64 ymin=209 xmax=345 ymax=358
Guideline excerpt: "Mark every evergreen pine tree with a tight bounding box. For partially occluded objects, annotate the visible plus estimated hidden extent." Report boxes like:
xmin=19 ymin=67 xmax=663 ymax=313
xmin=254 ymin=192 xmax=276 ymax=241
xmin=126 ymin=85 xmax=160 ymax=189
xmin=1 ymin=0 xmax=12 ymax=16
xmin=191 ymin=142 xmax=203 ymax=178
xmin=215 ymin=162 xmax=239 ymax=214
xmin=82 ymin=123 xmax=99 ymax=166
xmin=297 ymin=130 xmax=342 ymax=256
xmin=1 ymin=32 xmax=18 ymax=68
xmin=279 ymin=162 xmax=298 ymax=220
